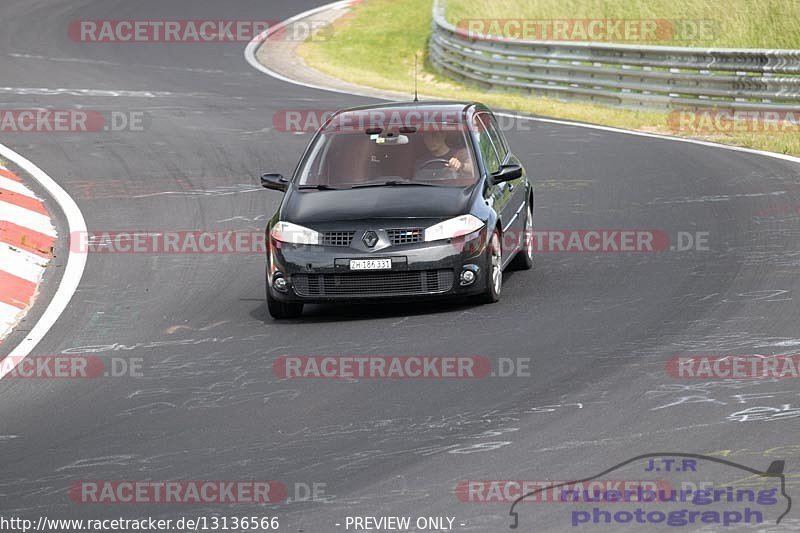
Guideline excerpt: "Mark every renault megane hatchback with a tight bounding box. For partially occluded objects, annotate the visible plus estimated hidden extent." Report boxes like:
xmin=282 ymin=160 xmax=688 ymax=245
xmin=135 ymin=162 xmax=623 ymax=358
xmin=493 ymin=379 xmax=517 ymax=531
xmin=260 ymin=101 xmax=534 ymax=319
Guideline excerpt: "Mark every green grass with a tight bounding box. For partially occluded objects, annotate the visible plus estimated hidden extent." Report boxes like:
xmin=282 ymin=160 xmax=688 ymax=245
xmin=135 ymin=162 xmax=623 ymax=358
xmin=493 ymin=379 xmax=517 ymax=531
xmin=297 ymin=0 xmax=800 ymax=156
xmin=448 ymin=0 xmax=800 ymax=48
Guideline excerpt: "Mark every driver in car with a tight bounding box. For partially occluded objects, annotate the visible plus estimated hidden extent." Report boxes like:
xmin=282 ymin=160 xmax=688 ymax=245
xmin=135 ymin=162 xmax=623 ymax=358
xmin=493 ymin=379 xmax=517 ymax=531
xmin=415 ymin=130 xmax=473 ymax=177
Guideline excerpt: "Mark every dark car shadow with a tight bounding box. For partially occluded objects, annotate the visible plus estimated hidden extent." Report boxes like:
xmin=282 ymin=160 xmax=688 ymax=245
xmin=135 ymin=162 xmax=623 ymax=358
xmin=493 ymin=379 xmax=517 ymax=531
xmin=249 ymin=298 xmax=477 ymax=324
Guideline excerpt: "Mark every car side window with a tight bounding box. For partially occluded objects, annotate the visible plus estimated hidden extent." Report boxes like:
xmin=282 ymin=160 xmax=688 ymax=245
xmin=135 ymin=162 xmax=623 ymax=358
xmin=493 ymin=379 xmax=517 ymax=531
xmin=474 ymin=114 xmax=501 ymax=174
xmin=486 ymin=114 xmax=509 ymax=160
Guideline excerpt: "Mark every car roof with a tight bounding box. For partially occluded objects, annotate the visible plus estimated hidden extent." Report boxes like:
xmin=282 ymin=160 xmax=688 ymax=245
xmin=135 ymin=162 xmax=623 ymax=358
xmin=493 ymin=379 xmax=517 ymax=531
xmin=336 ymin=101 xmax=475 ymax=114
xmin=322 ymin=101 xmax=490 ymax=131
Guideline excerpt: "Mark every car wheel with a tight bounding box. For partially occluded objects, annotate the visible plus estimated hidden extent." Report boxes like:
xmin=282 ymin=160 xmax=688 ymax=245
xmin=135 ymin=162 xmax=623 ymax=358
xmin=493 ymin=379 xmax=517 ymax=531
xmin=509 ymin=201 xmax=534 ymax=270
xmin=266 ymin=285 xmax=303 ymax=319
xmin=472 ymin=230 xmax=502 ymax=304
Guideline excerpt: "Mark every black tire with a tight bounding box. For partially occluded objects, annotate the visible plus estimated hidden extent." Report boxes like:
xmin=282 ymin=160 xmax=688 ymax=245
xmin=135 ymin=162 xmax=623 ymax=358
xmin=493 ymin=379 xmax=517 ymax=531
xmin=266 ymin=288 xmax=303 ymax=319
xmin=509 ymin=201 xmax=534 ymax=270
xmin=472 ymin=231 xmax=502 ymax=304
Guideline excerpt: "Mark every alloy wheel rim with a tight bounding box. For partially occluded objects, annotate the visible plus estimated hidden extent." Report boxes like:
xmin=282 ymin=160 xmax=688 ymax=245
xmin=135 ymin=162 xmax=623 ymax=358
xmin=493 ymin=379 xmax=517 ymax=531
xmin=491 ymin=233 xmax=502 ymax=294
xmin=525 ymin=205 xmax=533 ymax=261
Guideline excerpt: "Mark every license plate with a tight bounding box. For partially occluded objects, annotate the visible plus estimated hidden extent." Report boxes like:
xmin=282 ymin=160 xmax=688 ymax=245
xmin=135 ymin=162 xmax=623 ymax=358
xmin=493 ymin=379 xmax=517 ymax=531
xmin=350 ymin=259 xmax=392 ymax=271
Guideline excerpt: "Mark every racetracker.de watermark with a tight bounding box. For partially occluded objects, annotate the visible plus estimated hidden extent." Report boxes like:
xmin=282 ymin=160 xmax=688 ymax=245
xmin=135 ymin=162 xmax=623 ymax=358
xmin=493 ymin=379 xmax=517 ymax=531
xmin=667 ymin=355 xmax=800 ymax=379
xmin=68 ymin=20 xmax=330 ymax=43
xmin=456 ymin=480 xmax=671 ymax=503
xmin=0 ymin=110 xmax=148 ymax=133
xmin=70 ymin=231 xmax=268 ymax=254
xmin=273 ymin=356 xmax=493 ymax=379
xmin=69 ymin=481 xmax=288 ymax=504
xmin=456 ymin=18 xmax=718 ymax=43
xmin=68 ymin=230 xmax=710 ymax=254
xmin=472 ymin=230 xmax=709 ymax=254
xmin=667 ymin=110 xmax=800 ymax=134
xmin=0 ymin=356 xmax=142 ymax=379
xmin=271 ymin=109 xmax=536 ymax=134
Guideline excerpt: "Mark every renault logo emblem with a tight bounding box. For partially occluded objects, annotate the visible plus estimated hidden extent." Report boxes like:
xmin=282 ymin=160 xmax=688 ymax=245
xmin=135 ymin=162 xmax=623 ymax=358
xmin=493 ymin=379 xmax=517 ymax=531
xmin=362 ymin=230 xmax=379 ymax=248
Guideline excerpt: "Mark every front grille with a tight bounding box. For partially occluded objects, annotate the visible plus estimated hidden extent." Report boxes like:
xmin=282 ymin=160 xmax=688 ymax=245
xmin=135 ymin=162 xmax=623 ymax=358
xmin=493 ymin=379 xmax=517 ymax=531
xmin=292 ymin=269 xmax=454 ymax=297
xmin=321 ymin=231 xmax=355 ymax=247
xmin=387 ymin=228 xmax=423 ymax=245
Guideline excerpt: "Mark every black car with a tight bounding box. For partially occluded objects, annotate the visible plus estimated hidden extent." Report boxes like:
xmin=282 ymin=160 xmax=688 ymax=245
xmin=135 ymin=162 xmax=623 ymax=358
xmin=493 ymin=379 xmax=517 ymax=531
xmin=260 ymin=101 xmax=533 ymax=318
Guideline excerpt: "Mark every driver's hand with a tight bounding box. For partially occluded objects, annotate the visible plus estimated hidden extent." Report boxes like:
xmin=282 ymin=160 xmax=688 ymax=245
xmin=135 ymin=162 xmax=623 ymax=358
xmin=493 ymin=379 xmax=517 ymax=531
xmin=447 ymin=157 xmax=463 ymax=171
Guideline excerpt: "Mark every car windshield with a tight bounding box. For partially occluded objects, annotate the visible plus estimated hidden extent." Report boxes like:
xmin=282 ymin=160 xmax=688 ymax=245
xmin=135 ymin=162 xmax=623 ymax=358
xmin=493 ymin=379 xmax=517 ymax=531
xmin=296 ymin=125 xmax=478 ymax=189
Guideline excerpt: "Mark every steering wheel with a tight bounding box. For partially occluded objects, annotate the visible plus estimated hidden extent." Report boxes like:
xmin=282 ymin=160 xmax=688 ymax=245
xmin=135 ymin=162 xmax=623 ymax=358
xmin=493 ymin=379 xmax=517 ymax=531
xmin=418 ymin=158 xmax=452 ymax=170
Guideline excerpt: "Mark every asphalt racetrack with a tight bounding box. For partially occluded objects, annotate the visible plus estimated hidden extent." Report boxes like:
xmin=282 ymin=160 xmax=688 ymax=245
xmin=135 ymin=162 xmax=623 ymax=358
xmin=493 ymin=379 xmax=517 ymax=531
xmin=1 ymin=1 xmax=800 ymax=531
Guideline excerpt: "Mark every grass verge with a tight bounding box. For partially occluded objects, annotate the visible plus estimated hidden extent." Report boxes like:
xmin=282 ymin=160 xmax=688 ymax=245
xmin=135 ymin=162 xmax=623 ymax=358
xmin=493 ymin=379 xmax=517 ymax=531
xmin=447 ymin=0 xmax=800 ymax=49
xmin=297 ymin=0 xmax=800 ymax=156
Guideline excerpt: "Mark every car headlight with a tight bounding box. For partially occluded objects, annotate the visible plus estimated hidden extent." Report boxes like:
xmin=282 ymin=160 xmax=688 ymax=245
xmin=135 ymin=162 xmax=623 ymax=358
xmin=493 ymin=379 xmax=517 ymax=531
xmin=270 ymin=221 xmax=320 ymax=245
xmin=424 ymin=215 xmax=485 ymax=242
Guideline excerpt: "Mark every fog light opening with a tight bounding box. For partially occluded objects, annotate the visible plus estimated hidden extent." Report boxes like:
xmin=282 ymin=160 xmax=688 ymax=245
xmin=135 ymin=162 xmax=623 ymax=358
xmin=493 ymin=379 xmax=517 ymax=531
xmin=460 ymin=265 xmax=479 ymax=286
xmin=273 ymin=274 xmax=289 ymax=293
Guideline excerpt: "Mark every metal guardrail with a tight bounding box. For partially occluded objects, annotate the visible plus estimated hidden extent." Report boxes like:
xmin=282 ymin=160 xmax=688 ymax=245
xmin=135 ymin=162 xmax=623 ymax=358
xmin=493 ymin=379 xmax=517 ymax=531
xmin=429 ymin=0 xmax=800 ymax=111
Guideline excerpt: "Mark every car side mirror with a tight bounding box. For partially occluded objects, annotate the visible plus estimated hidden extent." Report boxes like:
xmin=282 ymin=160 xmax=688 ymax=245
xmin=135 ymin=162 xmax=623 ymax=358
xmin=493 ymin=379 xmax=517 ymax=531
xmin=261 ymin=173 xmax=288 ymax=192
xmin=492 ymin=164 xmax=522 ymax=184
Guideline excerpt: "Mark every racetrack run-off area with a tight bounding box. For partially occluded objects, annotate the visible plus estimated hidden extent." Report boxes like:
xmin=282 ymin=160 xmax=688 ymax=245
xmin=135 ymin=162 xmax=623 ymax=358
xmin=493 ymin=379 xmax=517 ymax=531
xmin=0 ymin=165 xmax=54 ymax=340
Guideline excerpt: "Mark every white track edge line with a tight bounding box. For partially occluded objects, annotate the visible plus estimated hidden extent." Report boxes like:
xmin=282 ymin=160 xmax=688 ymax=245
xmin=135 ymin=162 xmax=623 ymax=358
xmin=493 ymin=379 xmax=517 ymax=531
xmin=0 ymin=143 xmax=87 ymax=377
xmin=244 ymin=1 xmax=800 ymax=167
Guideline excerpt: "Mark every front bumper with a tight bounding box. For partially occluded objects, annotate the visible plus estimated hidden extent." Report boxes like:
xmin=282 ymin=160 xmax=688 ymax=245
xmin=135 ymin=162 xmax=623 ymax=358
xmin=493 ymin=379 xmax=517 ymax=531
xmin=267 ymin=231 xmax=490 ymax=303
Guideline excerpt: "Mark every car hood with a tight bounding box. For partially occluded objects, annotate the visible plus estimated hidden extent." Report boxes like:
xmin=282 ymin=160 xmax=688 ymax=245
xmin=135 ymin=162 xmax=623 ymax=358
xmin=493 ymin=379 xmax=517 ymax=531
xmin=281 ymin=185 xmax=477 ymax=225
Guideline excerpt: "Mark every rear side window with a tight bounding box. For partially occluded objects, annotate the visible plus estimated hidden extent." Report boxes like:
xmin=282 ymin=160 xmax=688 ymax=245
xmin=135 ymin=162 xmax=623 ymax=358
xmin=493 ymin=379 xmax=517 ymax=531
xmin=485 ymin=113 xmax=509 ymax=159
xmin=473 ymin=114 xmax=501 ymax=174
